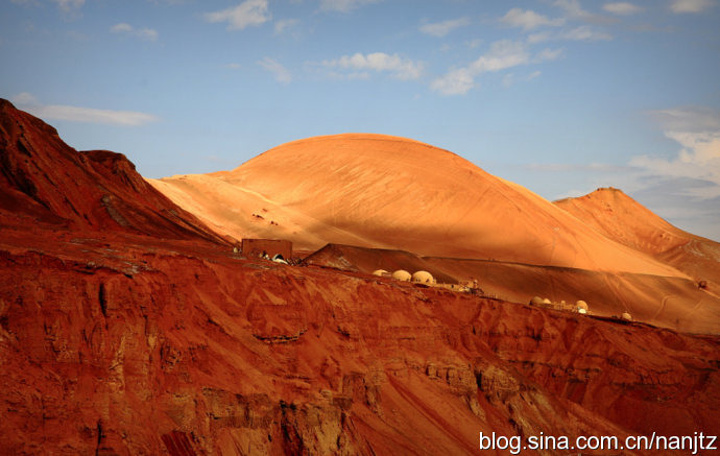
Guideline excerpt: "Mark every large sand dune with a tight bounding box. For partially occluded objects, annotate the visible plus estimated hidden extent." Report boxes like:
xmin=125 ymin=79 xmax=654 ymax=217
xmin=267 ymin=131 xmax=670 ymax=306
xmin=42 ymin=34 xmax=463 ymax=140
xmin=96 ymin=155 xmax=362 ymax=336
xmin=151 ymin=134 xmax=682 ymax=277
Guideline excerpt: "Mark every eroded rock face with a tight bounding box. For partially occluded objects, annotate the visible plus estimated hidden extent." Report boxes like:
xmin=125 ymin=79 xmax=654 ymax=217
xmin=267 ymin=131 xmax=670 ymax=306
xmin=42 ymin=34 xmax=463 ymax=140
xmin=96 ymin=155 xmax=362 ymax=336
xmin=0 ymin=98 xmax=227 ymax=243
xmin=1 ymin=239 xmax=718 ymax=455
xmin=1 ymin=99 xmax=719 ymax=455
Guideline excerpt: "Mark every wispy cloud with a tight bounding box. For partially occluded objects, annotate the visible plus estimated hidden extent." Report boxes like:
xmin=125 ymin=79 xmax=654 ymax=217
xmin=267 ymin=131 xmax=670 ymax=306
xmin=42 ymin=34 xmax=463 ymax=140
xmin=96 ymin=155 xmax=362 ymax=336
xmin=522 ymin=108 xmax=720 ymax=239
xmin=528 ymin=25 xmax=613 ymax=43
xmin=500 ymin=8 xmax=565 ymax=31
xmin=553 ymin=0 xmax=614 ymax=24
xmin=322 ymin=52 xmax=423 ymax=80
xmin=110 ymin=23 xmax=159 ymax=41
xmin=630 ymin=107 xmax=720 ymax=199
xmin=561 ymin=25 xmax=613 ymax=41
xmin=50 ymin=0 xmax=84 ymax=12
xmin=670 ymin=0 xmax=714 ymax=13
xmin=204 ymin=0 xmax=270 ymax=31
xmin=11 ymin=93 xmax=159 ymax=126
xmin=274 ymin=18 xmax=299 ymax=35
xmin=258 ymin=57 xmax=292 ymax=84
xmin=502 ymin=70 xmax=543 ymax=88
xmin=319 ymin=0 xmax=381 ymax=13
xmin=603 ymin=2 xmax=644 ymax=15
xmin=431 ymin=40 xmax=562 ymax=95
xmin=419 ymin=17 xmax=471 ymax=37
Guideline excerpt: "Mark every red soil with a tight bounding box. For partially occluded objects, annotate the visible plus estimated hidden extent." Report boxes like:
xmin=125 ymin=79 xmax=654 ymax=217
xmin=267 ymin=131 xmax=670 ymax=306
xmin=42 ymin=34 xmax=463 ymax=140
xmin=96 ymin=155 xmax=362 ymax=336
xmin=1 ymin=99 xmax=719 ymax=455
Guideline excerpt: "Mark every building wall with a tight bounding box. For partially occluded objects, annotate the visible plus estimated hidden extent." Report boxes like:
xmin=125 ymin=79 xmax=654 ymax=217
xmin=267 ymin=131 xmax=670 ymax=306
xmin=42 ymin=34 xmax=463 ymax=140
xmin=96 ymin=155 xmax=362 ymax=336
xmin=241 ymin=239 xmax=293 ymax=259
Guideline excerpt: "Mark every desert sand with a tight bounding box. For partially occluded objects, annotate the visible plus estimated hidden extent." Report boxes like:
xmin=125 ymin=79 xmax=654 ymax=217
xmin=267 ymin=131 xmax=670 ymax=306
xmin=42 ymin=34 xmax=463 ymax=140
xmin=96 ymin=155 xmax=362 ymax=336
xmin=151 ymin=134 xmax=689 ymax=277
xmin=556 ymin=187 xmax=720 ymax=291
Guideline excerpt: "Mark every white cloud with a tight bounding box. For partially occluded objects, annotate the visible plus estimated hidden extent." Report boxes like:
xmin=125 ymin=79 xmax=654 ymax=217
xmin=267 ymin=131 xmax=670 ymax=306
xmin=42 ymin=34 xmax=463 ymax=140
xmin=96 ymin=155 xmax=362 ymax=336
xmin=110 ymin=23 xmax=159 ymax=41
xmin=553 ymin=0 xmax=591 ymax=19
xmin=527 ymin=26 xmax=612 ymax=43
xmin=204 ymin=0 xmax=270 ymax=30
xmin=670 ymin=0 xmax=714 ymax=13
xmin=527 ymin=32 xmax=552 ymax=44
xmin=224 ymin=63 xmax=242 ymax=69
xmin=432 ymin=40 xmax=532 ymax=95
xmin=500 ymin=8 xmax=565 ymax=31
xmin=430 ymin=68 xmax=475 ymax=95
xmin=603 ymin=2 xmax=644 ymax=15
xmin=630 ymin=107 xmax=720 ymax=199
xmin=468 ymin=40 xmax=530 ymax=73
xmin=419 ymin=17 xmax=471 ymax=37
xmin=322 ymin=52 xmax=423 ymax=80
xmin=274 ymin=18 xmax=299 ymax=35
xmin=319 ymin=0 xmax=381 ymax=13
xmin=11 ymin=93 xmax=159 ymax=126
xmin=553 ymin=0 xmax=614 ymax=23
xmin=560 ymin=26 xmax=613 ymax=41
xmin=111 ymin=23 xmax=133 ymax=33
xmin=534 ymin=47 xmax=565 ymax=62
xmin=258 ymin=57 xmax=292 ymax=84
xmin=51 ymin=0 xmax=84 ymax=12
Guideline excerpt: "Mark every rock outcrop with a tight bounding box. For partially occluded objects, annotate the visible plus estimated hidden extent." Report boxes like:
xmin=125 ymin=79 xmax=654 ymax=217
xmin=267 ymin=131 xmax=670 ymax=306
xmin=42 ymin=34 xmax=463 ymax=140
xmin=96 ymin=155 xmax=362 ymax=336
xmin=1 ymin=100 xmax=719 ymax=455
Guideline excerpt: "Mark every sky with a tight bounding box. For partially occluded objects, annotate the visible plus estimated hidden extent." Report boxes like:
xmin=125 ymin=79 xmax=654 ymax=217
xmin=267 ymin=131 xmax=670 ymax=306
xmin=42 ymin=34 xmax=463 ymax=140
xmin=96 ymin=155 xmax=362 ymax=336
xmin=1 ymin=0 xmax=719 ymax=241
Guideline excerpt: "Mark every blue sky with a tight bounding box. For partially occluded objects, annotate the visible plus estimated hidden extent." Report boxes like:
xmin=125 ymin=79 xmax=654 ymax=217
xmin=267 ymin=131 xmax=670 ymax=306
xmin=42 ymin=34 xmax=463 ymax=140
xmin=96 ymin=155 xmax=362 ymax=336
xmin=2 ymin=0 xmax=719 ymax=241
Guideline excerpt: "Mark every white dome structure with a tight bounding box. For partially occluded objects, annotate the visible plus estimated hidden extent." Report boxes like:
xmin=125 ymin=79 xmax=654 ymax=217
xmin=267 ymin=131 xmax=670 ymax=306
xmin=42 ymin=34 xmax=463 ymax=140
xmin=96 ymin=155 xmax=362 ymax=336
xmin=576 ymin=300 xmax=589 ymax=314
xmin=529 ymin=296 xmax=544 ymax=306
xmin=411 ymin=270 xmax=435 ymax=284
xmin=392 ymin=270 xmax=412 ymax=282
xmin=621 ymin=312 xmax=633 ymax=321
xmin=372 ymin=269 xmax=390 ymax=277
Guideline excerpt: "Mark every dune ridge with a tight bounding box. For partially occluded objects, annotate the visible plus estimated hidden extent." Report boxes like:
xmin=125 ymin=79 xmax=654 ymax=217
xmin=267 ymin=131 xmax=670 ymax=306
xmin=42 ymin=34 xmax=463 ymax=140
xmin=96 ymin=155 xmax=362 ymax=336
xmin=555 ymin=187 xmax=720 ymax=292
xmin=151 ymin=133 xmax=683 ymax=277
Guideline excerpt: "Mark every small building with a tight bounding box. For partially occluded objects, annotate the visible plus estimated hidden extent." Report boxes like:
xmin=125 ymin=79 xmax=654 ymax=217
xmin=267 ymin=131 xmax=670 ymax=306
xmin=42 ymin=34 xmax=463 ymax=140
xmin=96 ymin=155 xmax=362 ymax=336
xmin=392 ymin=270 xmax=412 ymax=282
xmin=242 ymin=239 xmax=292 ymax=260
xmin=412 ymin=270 xmax=435 ymax=284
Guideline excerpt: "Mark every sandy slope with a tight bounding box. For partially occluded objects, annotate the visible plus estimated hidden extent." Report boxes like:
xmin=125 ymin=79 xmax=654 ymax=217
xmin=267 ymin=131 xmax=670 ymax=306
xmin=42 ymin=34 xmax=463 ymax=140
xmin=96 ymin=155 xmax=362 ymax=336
xmin=151 ymin=134 xmax=683 ymax=277
xmin=300 ymin=243 xmax=720 ymax=334
xmin=555 ymin=188 xmax=720 ymax=291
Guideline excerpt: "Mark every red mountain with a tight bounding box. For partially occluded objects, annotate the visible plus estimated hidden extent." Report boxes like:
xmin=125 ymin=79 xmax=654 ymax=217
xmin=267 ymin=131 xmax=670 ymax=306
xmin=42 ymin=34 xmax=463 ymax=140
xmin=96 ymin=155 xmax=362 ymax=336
xmin=1 ymin=100 xmax=719 ymax=455
xmin=0 ymin=98 xmax=227 ymax=243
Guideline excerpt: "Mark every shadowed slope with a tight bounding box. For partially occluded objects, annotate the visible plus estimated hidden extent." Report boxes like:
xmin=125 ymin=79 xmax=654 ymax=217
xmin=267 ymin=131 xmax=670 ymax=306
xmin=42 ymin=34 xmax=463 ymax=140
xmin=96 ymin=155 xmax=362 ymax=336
xmin=152 ymin=134 xmax=681 ymax=277
xmin=555 ymin=188 xmax=720 ymax=292
xmin=0 ymin=99 xmax=228 ymax=244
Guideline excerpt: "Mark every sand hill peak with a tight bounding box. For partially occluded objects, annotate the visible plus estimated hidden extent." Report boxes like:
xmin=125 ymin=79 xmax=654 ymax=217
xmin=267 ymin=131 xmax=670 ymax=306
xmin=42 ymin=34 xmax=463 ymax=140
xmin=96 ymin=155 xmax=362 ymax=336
xmin=152 ymin=133 xmax=682 ymax=277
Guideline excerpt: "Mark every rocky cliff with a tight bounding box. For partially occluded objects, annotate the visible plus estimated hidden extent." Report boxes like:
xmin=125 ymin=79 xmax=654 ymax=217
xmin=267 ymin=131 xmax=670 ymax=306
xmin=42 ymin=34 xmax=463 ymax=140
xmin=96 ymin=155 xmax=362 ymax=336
xmin=1 ymin=100 xmax=718 ymax=455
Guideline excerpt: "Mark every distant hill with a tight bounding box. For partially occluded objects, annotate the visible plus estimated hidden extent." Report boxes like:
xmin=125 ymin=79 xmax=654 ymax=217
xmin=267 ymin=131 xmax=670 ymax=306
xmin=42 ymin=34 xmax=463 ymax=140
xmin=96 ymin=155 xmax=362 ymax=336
xmin=555 ymin=187 xmax=720 ymax=292
xmin=151 ymin=133 xmax=681 ymax=277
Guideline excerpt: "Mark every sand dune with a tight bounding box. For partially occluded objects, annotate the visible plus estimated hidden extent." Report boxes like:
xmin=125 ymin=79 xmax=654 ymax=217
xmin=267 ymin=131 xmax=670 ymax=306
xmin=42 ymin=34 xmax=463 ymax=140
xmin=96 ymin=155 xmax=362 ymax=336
xmin=151 ymin=134 xmax=683 ymax=277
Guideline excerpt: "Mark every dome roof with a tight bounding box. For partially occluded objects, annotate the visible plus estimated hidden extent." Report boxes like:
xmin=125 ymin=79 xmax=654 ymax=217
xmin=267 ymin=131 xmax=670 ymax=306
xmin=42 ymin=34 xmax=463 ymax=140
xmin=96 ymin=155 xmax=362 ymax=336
xmin=372 ymin=269 xmax=389 ymax=277
xmin=392 ymin=270 xmax=412 ymax=281
xmin=411 ymin=270 xmax=435 ymax=284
